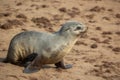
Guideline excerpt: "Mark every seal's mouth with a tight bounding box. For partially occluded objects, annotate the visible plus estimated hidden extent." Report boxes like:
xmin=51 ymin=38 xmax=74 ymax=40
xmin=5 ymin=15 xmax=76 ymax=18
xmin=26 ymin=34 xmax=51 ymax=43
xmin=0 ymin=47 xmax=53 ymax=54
xmin=79 ymin=27 xmax=88 ymax=38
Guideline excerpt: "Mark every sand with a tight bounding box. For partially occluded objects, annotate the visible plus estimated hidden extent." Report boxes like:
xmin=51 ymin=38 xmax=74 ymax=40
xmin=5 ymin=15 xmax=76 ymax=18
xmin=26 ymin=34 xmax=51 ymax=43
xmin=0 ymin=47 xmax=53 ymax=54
xmin=0 ymin=0 xmax=120 ymax=80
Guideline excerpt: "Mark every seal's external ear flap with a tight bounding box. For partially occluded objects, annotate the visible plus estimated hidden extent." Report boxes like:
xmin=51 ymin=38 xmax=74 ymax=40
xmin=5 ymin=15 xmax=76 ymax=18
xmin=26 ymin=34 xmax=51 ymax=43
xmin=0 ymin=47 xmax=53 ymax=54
xmin=59 ymin=25 xmax=70 ymax=32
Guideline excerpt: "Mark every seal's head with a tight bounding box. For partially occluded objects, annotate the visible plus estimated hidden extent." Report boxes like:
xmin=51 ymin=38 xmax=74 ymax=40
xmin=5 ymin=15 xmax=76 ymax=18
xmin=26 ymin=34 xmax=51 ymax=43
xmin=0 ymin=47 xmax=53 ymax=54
xmin=59 ymin=21 xmax=87 ymax=37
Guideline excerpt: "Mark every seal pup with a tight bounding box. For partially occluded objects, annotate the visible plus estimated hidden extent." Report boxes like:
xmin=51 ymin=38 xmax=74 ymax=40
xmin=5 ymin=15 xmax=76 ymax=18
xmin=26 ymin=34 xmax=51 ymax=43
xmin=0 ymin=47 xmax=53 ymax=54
xmin=4 ymin=21 xmax=87 ymax=73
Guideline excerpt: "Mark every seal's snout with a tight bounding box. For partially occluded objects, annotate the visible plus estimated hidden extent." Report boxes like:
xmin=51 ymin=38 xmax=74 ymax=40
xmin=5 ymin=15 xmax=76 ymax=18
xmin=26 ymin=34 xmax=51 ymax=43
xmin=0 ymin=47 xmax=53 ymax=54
xmin=82 ymin=26 xmax=88 ymax=33
xmin=80 ymin=26 xmax=88 ymax=38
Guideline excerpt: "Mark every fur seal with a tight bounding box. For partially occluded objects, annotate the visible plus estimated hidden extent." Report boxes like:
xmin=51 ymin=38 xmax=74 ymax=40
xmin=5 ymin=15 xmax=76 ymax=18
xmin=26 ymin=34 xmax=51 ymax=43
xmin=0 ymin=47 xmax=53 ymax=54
xmin=4 ymin=21 xmax=87 ymax=73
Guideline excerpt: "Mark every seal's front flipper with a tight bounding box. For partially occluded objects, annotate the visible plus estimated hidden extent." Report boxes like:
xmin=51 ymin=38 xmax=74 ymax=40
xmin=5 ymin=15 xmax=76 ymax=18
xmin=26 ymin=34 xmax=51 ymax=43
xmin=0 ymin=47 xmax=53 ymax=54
xmin=22 ymin=53 xmax=38 ymax=64
xmin=22 ymin=53 xmax=38 ymax=67
xmin=55 ymin=59 xmax=72 ymax=69
xmin=23 ymin=64 xmax=40 ymax=73
xmin=23 ymin=56 xmax=42 ymax=73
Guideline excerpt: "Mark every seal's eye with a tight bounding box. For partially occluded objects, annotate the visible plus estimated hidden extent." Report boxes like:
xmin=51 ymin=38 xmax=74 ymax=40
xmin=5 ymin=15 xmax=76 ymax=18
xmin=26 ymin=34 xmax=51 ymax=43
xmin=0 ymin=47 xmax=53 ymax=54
xmin=76 ymin=27 xmax=81 ymax=30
